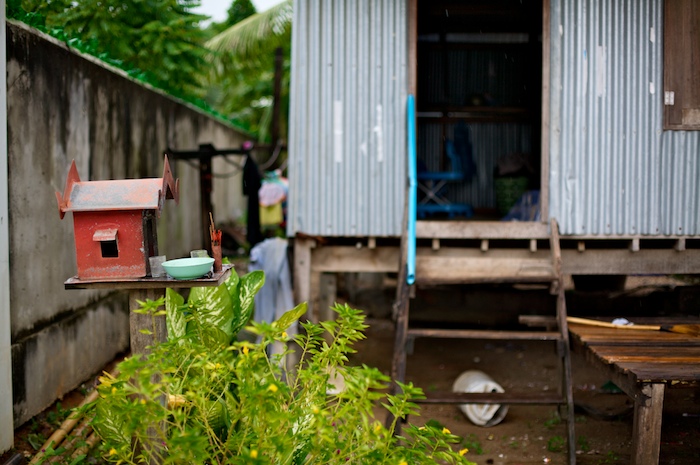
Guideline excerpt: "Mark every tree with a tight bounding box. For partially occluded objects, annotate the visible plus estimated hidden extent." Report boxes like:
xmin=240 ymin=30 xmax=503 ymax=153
xmin=19 ymin=0 xmax=210 ymax=97
xmin=227 ymin=0 xmax=257 ymax=27
xmin=204 ymin=0 xmax=292 ymax=143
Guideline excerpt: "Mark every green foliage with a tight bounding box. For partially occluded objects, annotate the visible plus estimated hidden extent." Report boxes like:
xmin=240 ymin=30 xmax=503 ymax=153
xmin=204 ymin=1 xmax=292 ymax=142
xmin=165 ymin=269 xmax=264 ymax=344
xmin=19 ymin=0 xmax=209 ymax=97
xmin=227 ymin=0 xmax=257 ymax=26
xmin=461 ymin=433 xmax=484 ymax=455
xmin=547 ymin=435 xmax=566 ymax=453
xmin=90 ymin=289 xmax=475 ymax=464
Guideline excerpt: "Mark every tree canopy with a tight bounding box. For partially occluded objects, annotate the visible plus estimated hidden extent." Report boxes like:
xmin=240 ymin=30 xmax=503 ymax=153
xmin=17 ymin=0 xmax=210 ymax=97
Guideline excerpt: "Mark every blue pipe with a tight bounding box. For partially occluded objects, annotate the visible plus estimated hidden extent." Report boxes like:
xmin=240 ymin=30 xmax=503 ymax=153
xmin=407 ymin=95 xmax=417 ymax=285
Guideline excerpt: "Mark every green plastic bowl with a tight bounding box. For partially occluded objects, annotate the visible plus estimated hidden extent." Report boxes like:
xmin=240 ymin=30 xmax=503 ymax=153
xmin=162 ymin=257 xmax=214 ymax=280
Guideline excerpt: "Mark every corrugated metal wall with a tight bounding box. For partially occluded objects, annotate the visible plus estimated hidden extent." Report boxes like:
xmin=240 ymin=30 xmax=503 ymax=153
xmin=548 ymin=0 xmax=700 ymax=236
xmin=288 ymin=0 xmax=408 ymax=237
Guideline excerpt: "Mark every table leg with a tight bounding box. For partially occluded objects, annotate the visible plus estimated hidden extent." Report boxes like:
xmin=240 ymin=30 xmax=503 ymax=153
xmin=128 ymin=288 xmax=167 ymax=355
xmin=631 ymin=383 xmax=665 ymax=465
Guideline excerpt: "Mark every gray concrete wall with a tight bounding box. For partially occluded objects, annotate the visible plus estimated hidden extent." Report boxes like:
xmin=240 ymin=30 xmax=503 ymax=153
xmin=7 ymin=21 xmax=249 ymax=427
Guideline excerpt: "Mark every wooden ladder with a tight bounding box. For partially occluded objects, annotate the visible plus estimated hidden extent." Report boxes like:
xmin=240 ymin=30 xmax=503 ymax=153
xmin=389 ymin=219 xmax=576 ymax=465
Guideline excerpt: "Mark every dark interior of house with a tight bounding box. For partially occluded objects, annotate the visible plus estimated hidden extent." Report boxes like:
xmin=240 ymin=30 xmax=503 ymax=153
xmin=415 ymin=0 xmax=543 ymax=221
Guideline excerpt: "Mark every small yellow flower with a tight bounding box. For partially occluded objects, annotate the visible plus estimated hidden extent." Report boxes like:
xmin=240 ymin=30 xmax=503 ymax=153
xmin=111 ymin=387 xmax=117 ymax=395
xmin=268 ymin=383 xmax=278 ymax=393
xmin=140 ymin=399 xmax=147 ymax=404
xmin=250 ymin=450 xmax=258 ymax=459
xmin=398 ymin=461 xmax=408 ymax=465
xmin=374 ymin=422 xmax=382 ymax=433
xmin=459 ymin=448 xmax=468 ymax=456
xmin=442 ymin=427 xmax=451 ymax=435
xmin=109 ymin=449 xmax=117 ymax=456
xmin=242 ymin=346 xmax=249 ymax=355
xmin=281 ymin=331 xmax=288 ymax=338
xmin=312 ymin=406 xmax=320 ymax=414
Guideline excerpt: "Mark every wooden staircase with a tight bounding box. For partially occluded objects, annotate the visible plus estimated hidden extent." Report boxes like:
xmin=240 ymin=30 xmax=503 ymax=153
xmin=389 ymin=219 xmax=576 ymax=465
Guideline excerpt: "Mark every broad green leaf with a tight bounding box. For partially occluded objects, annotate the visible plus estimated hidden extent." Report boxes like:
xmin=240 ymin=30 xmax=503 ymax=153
xmin=91 ymin=400 xmax=130 ymax=445
xmin=165 ymin=288 xmax=186 ymax=340
xmin=188 ymin=283 xmax=234 ymax=340
xmin=274 ymin=302 xmax=307 ymax=331
xmin=232 ymin=270 xmax=264 ymax=337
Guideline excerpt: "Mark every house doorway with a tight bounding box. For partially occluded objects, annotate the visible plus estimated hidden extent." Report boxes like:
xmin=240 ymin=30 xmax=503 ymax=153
xmin=411 ymin=0 xmax=544 ymax=221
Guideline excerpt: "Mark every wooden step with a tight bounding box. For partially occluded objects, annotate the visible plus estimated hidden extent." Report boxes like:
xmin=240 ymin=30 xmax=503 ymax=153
xmin=407 ymin=328 xmax=562 ymax=341
xmin=416 ymin=220 xmax=550 ymax=240
xmin=417 ymin=391 xmax=565 ymax=405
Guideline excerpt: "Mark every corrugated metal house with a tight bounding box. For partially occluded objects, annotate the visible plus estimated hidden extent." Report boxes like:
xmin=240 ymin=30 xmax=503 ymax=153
xmin=288 ymin=0 xmax=700 ymax=310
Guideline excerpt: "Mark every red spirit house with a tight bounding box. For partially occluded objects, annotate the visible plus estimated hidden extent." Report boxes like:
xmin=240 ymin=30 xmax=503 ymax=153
xmin=56 ymin=156 xmax=179 ymax=279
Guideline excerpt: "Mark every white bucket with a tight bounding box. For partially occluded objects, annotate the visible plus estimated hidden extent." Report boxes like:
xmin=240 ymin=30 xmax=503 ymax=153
xmin=452 ymin=370 xmax=509 ymax=427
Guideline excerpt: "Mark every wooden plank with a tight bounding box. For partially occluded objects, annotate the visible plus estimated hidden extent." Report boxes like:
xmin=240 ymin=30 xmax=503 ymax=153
xmin=418 ymin=391 xmax=564 ymax=405
xmin=311 ymin=246 xmax=400 ymax=273
xmin=408 ymin=328 xmax=561 ymax=341
xmin=415 ymin=255 xmax=555 ymax=284
xmin=561 ymin=249 xmax=700 ymax=275
xmin=631 ymin=384 xmax=665 ymax=465
xmin=610 ymin=361 xmax=700 ymax=385
xmin=415 ymin=220 xmax=550 ymax=240
xmin=540 ymin=0 xmax=551 ymax=221
xmin=64 ymin=265 xmax=232 ymax=290
xmin=591 ymin=346 xmax=700 ymax=364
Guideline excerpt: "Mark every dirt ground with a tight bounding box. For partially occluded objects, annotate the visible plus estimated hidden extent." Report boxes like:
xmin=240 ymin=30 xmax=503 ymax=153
xmin=344 ymin=276 xmax=700 ymax=465
xmin=3 ymin=276 xmax=700 ymax=465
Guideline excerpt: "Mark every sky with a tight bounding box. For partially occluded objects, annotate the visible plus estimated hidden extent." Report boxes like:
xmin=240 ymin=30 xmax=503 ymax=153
xmin=194 ymin=0 xmax=285 ymax=23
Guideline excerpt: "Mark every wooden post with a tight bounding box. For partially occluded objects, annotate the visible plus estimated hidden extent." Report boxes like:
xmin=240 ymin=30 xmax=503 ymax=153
xmin=129 ymin=288 xmax=167 ymax=354
xmin=631 ymin=383 xmax=665 ymax=465
xmin=293 ymin=236 xmax=313 ymax=320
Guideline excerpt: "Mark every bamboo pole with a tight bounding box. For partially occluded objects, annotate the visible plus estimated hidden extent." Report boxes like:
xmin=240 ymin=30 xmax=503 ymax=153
xmin=28 ymin=388 xmax=99 ymax=465
xmin=69 ymin=432 xmax=100 ymax=460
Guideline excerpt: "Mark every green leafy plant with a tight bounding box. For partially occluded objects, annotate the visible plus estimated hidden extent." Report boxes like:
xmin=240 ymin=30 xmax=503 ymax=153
xmin=89 ymin=271 xmax=475 ymax=464
xmin=547 ymin=435 xmax=566 ymax=453
xmin=543 ymin=411 xmax=562 ymax=430
xmin=596 ymin=450 xmax=622 ymax=464
xmin=577 ymin=435 xmax=591 ymax=453
xmin=461 ymin=434 xmax=484 ymax=455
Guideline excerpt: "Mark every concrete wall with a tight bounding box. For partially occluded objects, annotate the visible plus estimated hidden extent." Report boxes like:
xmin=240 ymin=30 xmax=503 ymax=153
xmin=7 ymin=21 xmax=249 ymax=427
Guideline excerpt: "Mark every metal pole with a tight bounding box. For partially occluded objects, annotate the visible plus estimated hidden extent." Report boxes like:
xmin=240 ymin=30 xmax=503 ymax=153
xmin=0 ymin=0 xmax=15 ymax=451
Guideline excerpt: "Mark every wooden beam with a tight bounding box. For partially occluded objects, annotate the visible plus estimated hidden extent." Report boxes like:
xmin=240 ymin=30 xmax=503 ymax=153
xmin=311 ymin=246 xmax=399 ymax=273
xmin=561 ymin=249 xmax=700 ymax=275
xmin=416 ymin=220 xmax=550 ymax=239
xmin=408 ymin=328 xmax=561 ymax=341
xmin=540 ymin=0 xmax=551 ymax=222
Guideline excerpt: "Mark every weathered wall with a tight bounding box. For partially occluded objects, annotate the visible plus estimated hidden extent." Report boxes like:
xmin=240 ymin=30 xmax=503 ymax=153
xmin=7 ymin=21 xmax=249 ymax=426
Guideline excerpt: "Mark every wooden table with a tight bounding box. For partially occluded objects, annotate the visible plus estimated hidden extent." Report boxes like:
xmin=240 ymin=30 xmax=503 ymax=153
xmin=568 ymin=319 xmax=700 ymax=465
xmin=65 ymin=264 xmax=233 ymax=354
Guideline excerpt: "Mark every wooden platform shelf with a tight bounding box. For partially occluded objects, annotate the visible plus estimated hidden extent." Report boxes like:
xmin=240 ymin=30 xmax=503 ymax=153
xmin=568 ymin=319 xmax=700 ymax=465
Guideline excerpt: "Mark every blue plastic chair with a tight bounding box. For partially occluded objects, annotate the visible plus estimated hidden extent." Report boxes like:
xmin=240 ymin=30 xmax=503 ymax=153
xmin=417 ymin=123 xmax=475 ymax=218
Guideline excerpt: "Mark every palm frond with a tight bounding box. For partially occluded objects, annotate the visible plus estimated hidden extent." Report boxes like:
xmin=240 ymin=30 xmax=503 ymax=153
xmin=205 ymin=0 xmax=292 ymax=59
